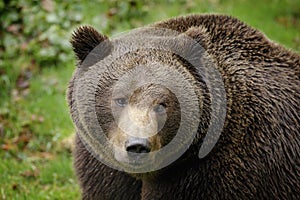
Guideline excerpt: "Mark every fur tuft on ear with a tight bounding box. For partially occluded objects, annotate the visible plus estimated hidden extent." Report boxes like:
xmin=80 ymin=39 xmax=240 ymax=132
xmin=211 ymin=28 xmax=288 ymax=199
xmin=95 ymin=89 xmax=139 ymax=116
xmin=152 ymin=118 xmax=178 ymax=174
xmin=70 ymin=26 xmax=111 ymax=64
xmin=183 ymin=26 xmax=210 ymax=50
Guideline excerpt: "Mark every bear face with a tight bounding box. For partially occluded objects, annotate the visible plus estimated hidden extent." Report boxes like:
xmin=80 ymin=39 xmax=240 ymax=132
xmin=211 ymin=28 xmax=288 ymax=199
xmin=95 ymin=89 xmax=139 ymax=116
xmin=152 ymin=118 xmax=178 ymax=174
xmin=69 ymin=28 xmax=210 ymax=173
xmin=98 ymin=76 xmax=182 ymax=165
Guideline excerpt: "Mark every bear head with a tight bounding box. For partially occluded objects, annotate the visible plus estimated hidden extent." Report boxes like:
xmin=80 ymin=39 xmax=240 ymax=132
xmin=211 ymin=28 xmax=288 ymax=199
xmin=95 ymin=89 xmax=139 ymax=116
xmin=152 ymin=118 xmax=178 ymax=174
xmin=67 ymin=25 xmax=226 ymax=177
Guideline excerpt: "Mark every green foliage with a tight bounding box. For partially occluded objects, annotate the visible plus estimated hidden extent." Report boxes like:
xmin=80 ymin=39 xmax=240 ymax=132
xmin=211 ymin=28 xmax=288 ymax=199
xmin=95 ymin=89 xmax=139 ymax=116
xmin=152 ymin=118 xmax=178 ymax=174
xmin=103 ymin=0 xmax=148 ymax=33
xmin=0 ymin=1 xmax=81 ymax=65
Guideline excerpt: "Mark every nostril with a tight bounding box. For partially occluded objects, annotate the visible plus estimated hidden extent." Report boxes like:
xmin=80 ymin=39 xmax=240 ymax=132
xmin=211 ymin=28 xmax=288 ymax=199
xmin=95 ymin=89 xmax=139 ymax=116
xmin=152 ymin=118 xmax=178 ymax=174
xmin=125 ymin=138 xmax=151 ymax=154
xmin=126 ymin=144 xmax=151 ymax=153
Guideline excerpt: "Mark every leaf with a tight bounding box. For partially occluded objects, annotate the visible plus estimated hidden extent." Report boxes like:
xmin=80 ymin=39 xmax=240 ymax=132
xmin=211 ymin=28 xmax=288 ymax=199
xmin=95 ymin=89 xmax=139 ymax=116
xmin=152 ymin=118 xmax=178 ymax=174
xmin=16 ymin=70 xmax=31 ymax=90
xmin=12 ymin=126 xmax=33 ymax=150
xmin=46 ymin=13 xmax=59 ymax=23
xmin=29 ymin=152 xmax=55 ymax=161
xmin=6 ymin=24 xmax=22 ymax=35
xmin=1 ymin=143 xmax=17 ymax=151
xmin=41 ymin=0 xmax=54 ymax=12
xmin=30 ymin=114 xmax=45 ymax=123
xmin=20 ymin=168 xmax=40 ymax=178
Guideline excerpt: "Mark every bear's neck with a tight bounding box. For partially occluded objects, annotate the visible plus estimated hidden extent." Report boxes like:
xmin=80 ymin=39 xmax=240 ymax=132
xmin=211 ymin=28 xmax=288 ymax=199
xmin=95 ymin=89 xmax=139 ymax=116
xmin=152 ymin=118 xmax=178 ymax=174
xmin=141 ymin=156 xmax=209 ymax=199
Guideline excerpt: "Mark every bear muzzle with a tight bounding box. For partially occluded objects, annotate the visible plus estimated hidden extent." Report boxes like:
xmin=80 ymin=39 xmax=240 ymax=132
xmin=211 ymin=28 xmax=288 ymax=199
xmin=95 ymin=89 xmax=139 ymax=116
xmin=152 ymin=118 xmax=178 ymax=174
xmin=125 ymin=137 xmax=151 ymax=154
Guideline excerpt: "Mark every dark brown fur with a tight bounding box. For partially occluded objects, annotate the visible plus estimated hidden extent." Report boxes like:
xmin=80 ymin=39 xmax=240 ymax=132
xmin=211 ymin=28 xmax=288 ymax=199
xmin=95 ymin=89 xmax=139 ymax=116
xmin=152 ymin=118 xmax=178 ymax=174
xmin=68 ymin=14 xmax=300 ymax=199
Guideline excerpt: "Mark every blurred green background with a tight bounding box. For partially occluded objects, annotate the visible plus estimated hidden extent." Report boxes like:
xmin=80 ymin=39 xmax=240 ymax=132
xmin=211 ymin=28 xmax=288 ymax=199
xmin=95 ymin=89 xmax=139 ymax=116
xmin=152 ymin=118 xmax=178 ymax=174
xmin=0 ymin=0 xmax=299 ymax=199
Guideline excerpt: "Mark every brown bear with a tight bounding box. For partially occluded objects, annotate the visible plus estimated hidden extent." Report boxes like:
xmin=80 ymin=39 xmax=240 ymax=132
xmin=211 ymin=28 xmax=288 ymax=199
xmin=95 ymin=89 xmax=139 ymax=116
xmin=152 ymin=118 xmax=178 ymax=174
xmin=67 ymin=14 xmax=300 ymax=200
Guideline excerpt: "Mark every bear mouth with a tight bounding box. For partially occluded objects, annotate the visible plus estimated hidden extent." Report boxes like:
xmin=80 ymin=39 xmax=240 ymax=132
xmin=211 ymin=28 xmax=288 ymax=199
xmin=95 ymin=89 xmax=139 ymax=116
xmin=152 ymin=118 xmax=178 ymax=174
xmin=114 ymin=147 xmax=156 ymax=165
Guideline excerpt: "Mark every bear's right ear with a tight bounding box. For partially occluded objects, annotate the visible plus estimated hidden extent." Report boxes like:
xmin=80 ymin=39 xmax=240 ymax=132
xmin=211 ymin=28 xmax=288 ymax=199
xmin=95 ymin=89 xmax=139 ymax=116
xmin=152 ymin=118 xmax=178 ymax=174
xmin=70 ymin=26 xmax=112 ymax=66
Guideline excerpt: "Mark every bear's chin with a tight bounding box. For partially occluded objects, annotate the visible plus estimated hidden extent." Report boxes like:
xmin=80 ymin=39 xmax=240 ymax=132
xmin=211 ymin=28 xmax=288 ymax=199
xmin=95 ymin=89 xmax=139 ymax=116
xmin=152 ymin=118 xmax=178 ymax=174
xmin=114 ymin=148 xmax=156 ymax=163
xmin=129 ymin=170 xmax=161 ymax=180
xmin=115 ymin=154 xmax=156 ymax=166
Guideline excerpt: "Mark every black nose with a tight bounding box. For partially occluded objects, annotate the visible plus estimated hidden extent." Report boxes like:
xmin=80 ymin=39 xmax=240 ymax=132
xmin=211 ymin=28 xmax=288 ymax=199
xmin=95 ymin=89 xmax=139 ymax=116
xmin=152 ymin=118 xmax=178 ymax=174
xmin=125 ymin=138 xmax=151 ymax=153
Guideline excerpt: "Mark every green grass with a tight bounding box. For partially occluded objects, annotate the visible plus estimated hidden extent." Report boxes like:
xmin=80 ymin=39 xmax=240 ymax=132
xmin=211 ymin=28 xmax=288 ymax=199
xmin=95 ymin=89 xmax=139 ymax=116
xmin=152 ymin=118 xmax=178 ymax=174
xmin=0 ymin=153 xmax=78 ymax=200
xmin=0 ymin=0 xmax=299 ymax=199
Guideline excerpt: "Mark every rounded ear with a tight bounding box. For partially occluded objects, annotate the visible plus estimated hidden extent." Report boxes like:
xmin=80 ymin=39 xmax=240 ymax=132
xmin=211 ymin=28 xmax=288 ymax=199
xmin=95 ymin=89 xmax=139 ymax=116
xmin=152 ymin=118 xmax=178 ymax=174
xmin=70 ymin=26 xmax=112 ymax=66
xmin=168 ymin=26 xmax=210 ymax=67
xmin=183 ymin=26 xmax=210 ymax=50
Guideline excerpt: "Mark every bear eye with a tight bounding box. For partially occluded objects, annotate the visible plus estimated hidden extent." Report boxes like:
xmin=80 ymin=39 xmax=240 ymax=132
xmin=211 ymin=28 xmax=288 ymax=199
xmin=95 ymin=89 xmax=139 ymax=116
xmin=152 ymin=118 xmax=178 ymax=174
xmin=114 ymin=98 xmax=128 ymax=107
xmin=153 ymin=103 xmax=166 ymax=114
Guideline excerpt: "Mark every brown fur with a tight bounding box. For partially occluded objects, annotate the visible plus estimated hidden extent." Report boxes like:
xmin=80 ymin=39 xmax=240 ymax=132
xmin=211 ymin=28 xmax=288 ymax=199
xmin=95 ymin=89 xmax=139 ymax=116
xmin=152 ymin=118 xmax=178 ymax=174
xmin=67 ymin=14 xmax=300 ymax=199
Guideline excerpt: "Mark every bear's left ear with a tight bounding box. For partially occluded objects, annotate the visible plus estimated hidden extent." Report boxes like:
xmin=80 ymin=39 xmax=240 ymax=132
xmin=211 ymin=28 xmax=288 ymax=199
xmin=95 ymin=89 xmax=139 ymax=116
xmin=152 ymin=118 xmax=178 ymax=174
xmin=70 ymin=26 xmax=112 ymax=66
xmin=171 ymin=26 xmax=210 ymax=65
xmin=183 ymin=26 xmax=210 ymax=50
